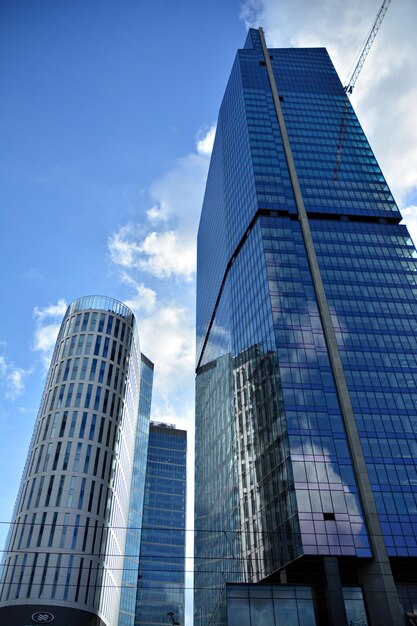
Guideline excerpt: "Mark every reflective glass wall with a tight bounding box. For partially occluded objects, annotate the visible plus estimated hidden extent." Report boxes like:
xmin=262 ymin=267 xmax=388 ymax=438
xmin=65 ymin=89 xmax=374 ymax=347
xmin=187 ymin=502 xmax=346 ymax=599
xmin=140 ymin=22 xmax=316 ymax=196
xmin=119 ymin=355 xmax=154 ymax=626
xmin=135 ymin=424 xmax=186 ymax=626
xmin=195 ymin=27 xmax=416 ymax=626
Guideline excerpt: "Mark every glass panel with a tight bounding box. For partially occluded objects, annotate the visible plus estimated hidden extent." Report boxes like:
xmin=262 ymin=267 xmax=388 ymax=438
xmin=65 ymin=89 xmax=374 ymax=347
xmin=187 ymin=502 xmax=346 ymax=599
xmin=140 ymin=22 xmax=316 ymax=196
xmin=343 ymin=587 xmax=368 ymax=626
xmin=274 ymin=599 xmax=299 ymax=626
xmin=250 ymin=597 xmax=275 ymax=626
xmin=297 ymin=599 xmax=316 ymax=625
xmin=227 ymin=597 xmax=251 ymax=626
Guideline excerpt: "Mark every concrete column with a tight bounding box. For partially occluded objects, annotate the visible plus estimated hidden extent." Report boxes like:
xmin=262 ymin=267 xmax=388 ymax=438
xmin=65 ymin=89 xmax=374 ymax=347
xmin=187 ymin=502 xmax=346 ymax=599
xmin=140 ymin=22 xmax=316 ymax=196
xmin=324 ymin=557 xmax=349 ymax=626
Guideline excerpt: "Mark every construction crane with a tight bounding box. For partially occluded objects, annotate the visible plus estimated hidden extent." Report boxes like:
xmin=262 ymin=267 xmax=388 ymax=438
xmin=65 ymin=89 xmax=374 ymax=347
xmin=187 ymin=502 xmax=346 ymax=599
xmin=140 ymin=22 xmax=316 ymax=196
xmin=333 ymin=0 xmax=392 ymax=179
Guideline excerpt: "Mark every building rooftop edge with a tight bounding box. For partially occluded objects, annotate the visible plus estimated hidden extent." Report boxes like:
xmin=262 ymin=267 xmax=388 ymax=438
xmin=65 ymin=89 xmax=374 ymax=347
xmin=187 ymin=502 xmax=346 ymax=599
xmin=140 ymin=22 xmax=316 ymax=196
xmin=64 ymin=295 xmax=136 ymax=322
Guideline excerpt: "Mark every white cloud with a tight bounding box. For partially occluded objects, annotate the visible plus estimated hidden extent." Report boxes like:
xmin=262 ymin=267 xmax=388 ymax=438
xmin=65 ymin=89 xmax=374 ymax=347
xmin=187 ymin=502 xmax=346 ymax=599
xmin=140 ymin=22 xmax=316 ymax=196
xmin=120 ymin=271 xmax=195 ymax=397
xmin=196 ymin=125 xmax=216 ymax=156
xmin=146 ymin=205 xmax=165 ymax=223
xmin=107 ymin=128 xmax=212 ymax=436
xmin=34 ymin=298 xmax=67 ymax=321
xmin=32 ymin=298 xmax=67 ymax=369
xmin=110 ymin=226 xmax=196 ymax=281
xmin=150 ymin=400 xmax=195 ymax=440
xmin=240 ymin=0 xmax=417 ymax=207
xmin=401 ymin=205 xmax=417 ymax=248
xmin=146 ymin=151 xmax=209 ymax=238
xmin=21 ymin=267 xmax=43 ymax=281
xmin=33 ymin=323 xmax=61 ymax=354
xmin=139 ymin=230 xmax=195 ymax=281
xmin=121 ymin=273 xmax=157 ymax=314
xmin=0 ymin=299 xmax=67 ymax=399
xmin=7 ymin=368 xmax=26 ymax=399
xmin=108 ymin=126 xmax=214 ymax=282
xmin=0 ymin=354 xmax=31 ymax=400
xmin=108 ymin=225 xmax=142 ymax=268
xmin=135 ymin=303 xmax=195 ymax=396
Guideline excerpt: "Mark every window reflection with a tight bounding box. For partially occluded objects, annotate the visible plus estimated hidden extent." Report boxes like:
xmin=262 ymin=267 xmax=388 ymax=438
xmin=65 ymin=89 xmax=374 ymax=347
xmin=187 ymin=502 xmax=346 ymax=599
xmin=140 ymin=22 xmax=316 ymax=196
xmin=225 ymin=585 xmax=317 ymax=626
xmin=343 ymin=587 xmax=368 ymax=626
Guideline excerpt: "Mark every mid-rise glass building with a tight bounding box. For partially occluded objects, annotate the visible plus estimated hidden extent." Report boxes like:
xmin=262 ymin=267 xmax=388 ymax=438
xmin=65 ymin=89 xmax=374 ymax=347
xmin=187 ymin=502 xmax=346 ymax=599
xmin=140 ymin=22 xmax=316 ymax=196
xmin=135 ymin=423 xmax=187 ymax=626
xmin=195 ymin=29 xmax=417 ymax=626
xmin=0 ymin=296 xmax=153 ymax=626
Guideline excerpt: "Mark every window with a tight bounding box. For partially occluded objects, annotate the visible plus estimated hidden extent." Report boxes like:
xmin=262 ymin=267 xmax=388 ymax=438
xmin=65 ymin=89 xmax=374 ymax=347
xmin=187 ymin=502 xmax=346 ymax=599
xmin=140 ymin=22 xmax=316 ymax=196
xmin=77 ymin=334 xmax=85 ymax=355
xmin=89 ymin=415 xmax=97 ymax=441
xmin=93 ymin=449 xmax=100 ymax=475
xmin=75 ymin=383 xmax=83 ymax=408
xmin=89 ymin=359 xmax=98 ymax=381
xmin=102 ymin=337 xmax=110 ymax=358
xmin=65 ymin=383 xmax=74 ymax=408
xmin=88 ymin=482 xmax=95 ymax=513
xmin=85 ymin=334 xmax=93 ymax=355
xmin=84 ymin=445 xmax=92 ymax=473
xmin=78 ymin=480 xmax=86 ymax=509
xmin=98 ymin=313 xmax=105 ymax=333
xmin=71 ymin=357 xmax=80 ymax=380
xmin=81 ymin=312 xmax=89 ymax=331
xmin=48 ymin=512 xmax=58 ymax=546
xmin=55 ymin=476 xmax=65 ymax=506
xmin=60 ymin=513 xmax=69 ymax=548
xmin=74 ymin=443 xmax=82 ymax=471
xmin=34 ymin=445 xmax=44 ymax=474
xmin=93 ymin=388 xmax=101 ymax=411
xmin=57 ymin=385 xmax=65 ymax=409
xmin=52 ymin=442 xmax=62 ymax=470
xmin=63 ymin=359 xmax=71 ymax=381
xmin=98 ymin=361 xmax=105 ymax=383
xmin=106 ymin=316 xmax=113 ymax=335
xmin=63 ymin=442 xmax=71 ymax=470
xmin=89 ymin=312 xmax=97 ymax=332
xmin=84 ymin=385 xmax=92 ymax=409
xmin=66 ymin=476 xmax=76 ymax=507
xmin=79 ymin=413 xmax=88 ymax=438
xmin=98 ymin=417 xmax=105 ymax=443
xmin=36 ymin=512 xmax=47 ymax=547
xmin=68 ymin=411 xmax=78 ymax=437
xmin=94 ymin=336 xmax=101 ymax=356
xmin=59 ymin=411 xmax=68 ymax=437
xmin=50 ymin=412 xmax=60 ymax=437
xmin=43 ymin=443 xmax=52 ymax=471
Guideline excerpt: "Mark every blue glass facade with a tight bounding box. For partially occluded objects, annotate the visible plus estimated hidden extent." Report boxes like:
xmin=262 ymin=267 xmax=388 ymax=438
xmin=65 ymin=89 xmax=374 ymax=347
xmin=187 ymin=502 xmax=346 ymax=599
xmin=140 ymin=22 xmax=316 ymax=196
xmin=195 ymin=28 xmax=417 ymax=626
xmin=119 ymin=355 xmax=154 ymax=626
xmin=135 ymin=424 xmax=186 ymax=626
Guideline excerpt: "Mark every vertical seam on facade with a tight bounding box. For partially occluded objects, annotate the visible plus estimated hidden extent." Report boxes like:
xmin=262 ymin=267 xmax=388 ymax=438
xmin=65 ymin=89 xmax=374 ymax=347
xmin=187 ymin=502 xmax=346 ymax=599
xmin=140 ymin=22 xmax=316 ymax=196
xmin=258 ymin=26 xmax=395 ymax=577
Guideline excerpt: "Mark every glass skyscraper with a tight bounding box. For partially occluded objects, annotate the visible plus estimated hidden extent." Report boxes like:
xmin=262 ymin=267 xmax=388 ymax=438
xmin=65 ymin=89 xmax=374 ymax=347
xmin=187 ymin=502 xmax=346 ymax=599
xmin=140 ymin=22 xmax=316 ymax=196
xmin=0 ymin=296 xmax=153 ymax=626
xmin=135 ymin=423 xmax=187 ymax=626
xmin=119 ymin=354 xmax=154 ymax=626
xmin=195 ymin=28 xmax=417 ymax=626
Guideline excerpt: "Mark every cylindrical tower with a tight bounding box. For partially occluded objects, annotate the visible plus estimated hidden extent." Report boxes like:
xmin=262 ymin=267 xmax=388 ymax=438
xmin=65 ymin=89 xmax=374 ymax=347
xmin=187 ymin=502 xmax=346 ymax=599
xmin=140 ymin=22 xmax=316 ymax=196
xmin=0 ymin=296 xmax=143 ymax=626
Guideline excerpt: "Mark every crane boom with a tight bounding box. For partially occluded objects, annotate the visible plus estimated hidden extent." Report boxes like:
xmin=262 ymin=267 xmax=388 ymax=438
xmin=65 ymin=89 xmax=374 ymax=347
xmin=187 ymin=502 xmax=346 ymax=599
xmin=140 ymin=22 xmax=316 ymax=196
xmin=333 ymin=0 xmax=392 ymax=178
xmin=345 ymin=0 xmax=392 ymax=94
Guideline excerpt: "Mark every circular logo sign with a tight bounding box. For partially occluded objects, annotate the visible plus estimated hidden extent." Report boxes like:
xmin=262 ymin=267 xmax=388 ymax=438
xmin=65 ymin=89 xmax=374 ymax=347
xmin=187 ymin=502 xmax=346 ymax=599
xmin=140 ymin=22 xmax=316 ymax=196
xmin=32 ymin=613 xmax=55 ymax=624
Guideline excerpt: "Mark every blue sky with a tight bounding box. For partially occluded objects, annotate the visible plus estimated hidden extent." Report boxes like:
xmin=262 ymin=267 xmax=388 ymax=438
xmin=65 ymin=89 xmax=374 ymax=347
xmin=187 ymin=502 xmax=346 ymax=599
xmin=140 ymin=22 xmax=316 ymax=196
xmin=1 ymin=1 xmax=416 ymax=623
